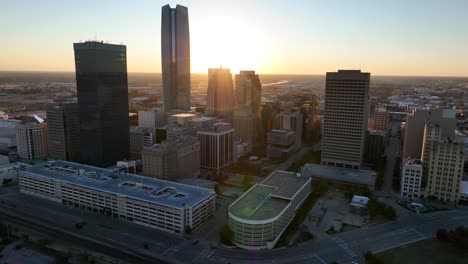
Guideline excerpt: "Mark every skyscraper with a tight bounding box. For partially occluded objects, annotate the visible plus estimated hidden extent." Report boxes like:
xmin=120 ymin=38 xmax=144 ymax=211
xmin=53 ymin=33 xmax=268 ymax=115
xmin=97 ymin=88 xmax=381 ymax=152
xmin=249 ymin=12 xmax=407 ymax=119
xmin=207 ymin=67 xmax=235 ymax=122
xmin=46 ymin=103 xmax=80 ymax=162
xmin=74 ymin=41 xmax=130 ymax=167
xmin=161 ymin=4 xmax=191 ymax=112
xmin=321 ymin=70 xmax=370 ymax=169
xmin=235 ymin=71 xmax=261 ymax=112
xmin=233 ymin=71 xmax=262 ymax=148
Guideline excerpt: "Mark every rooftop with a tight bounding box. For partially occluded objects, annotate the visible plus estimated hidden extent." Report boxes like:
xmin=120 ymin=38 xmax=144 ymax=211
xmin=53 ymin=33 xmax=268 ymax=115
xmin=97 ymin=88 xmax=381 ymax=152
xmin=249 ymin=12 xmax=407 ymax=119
xmin=22 ymin=160 xmax=214 ymax=208
xmin=229 ymin=170 xmax=310 ymax=221
xmin=301 ymin=163 xmax=376 ymax=186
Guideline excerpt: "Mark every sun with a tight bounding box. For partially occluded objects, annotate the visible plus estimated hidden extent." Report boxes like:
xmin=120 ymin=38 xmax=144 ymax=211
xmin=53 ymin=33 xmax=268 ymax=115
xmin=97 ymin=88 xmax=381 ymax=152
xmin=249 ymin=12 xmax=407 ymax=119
xmin=191 ymin=15 xmax=266 ymax=74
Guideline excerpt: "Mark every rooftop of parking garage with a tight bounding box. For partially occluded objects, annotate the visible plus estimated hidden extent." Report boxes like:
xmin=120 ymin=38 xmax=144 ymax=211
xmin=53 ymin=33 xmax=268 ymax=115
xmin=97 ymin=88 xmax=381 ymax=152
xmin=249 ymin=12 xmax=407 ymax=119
xmin=229 ymin=170 xmax=311 ymax=221
xmin=21 ymin=160 xmax=215 ymax=208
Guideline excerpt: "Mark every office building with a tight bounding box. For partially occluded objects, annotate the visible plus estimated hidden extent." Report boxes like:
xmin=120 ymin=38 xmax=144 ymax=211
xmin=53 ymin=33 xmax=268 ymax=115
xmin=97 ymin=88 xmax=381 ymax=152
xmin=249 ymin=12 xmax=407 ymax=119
xmin=198 ymin=123 xmax=234 ymax=176
xmin=19 ymin=161 xmax=214 ymax=235
xmin=321 ymin=70 xmax=370 ymax=169
xmin=188 ymin=116 xmax=217 ymax=129
xmin=235 ymin=71 xmax=261 ymax=112
xmin=138 ymin=110 xmax=164 ymax=129
xmin=400 ymin=159 xmax=423 ymax=198
xmin=267 ymin=129 xmax=296 ymax=160
xmin=363 ymin=130 xmax=385 ymax=165
xmin=74 ymin=41 xmax=130 ymax=167
xmin=233 ymin=70 xmax=262 ymax=149
xmin=421 ymin=123 xmax=464 ymax=203
xmin=403 ymin=108 xmax=456 ymax=159
xmin=373 ymin=107 xmax=389 ymax=132
xmin=16 ymin=116 xmax=48 ymax=160
xmin=0 ymin=119 xmax=20 ymax=148
xmin=161 ymin=4 xmax=191 ymax=111
xmin=207 ymin=67 xmax=235 ymax=122
xmin=46 ymin=103 xmax=80 ymax=162
xmin=276 ymin=103 xmax=303 ymax=149
xmin=229 ymin=170 xmax=311 ymax=250
xmin=129 ymin=126 xmax=155 ymax=160
xmin=233 ymin=108 xmax=256 ymax=149
xmin=142 ymin=136 xmax=200 ymax=180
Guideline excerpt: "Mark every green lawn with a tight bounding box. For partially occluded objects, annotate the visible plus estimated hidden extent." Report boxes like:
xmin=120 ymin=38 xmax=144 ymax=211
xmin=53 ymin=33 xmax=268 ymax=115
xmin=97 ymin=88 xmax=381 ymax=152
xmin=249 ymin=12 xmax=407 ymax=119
xmin=377 ymin=238 xmax=467 ymax=264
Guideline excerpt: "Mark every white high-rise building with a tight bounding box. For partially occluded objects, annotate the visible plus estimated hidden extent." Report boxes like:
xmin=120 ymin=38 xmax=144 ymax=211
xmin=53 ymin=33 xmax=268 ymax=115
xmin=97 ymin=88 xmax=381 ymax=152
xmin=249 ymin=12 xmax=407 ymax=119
xmin=16 ymin=116 xmax=48 ymax=160
xmin=400 ymin=159 xmax=423 ymax=198
xmin=321 ymin=70 xmax=370 ymax=169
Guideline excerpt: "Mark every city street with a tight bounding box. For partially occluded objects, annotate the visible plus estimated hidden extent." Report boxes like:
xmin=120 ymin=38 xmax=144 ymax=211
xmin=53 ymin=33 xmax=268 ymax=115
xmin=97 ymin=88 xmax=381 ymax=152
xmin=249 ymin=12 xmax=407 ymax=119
xmin=381 ymin=120 xmax=402 ymax=196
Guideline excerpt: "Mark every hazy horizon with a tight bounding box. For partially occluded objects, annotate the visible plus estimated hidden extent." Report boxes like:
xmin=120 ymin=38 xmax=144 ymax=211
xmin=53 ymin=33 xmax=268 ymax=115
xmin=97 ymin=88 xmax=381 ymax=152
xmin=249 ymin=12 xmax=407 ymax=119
xmin=2 ymin=0 xmax=468 ymax=76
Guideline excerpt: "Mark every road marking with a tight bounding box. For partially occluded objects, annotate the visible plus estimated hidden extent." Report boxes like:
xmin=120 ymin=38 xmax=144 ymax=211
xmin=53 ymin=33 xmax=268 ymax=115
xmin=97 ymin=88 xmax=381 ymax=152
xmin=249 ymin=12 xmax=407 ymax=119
xmin=162 ymin=245 xmax=173 ymax=255
xmin=333 ymin=237 xmax=358 ymax=258
xmin=206 ymin=249 xmax=215 ymax=258
xmin=313 ymin=253 xmax=327 ymax=264
xmin=410 ymin=228 xmax=426 ymax=238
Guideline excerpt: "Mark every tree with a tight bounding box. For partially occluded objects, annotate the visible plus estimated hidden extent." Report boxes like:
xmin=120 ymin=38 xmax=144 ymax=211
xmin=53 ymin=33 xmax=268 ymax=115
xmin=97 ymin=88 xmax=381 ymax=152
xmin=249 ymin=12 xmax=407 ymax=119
xmin=436 ymin=228 xmax=449 ymax=241
xmin=242 ymin=175 xmax=253 ymax=191
xmin=214 ymin=184 xmax=222 ymax=195
xmin=314 ymin=180 xmax=329 ymax=196
xmin=220 ymin=224 xmax=234 ymax=244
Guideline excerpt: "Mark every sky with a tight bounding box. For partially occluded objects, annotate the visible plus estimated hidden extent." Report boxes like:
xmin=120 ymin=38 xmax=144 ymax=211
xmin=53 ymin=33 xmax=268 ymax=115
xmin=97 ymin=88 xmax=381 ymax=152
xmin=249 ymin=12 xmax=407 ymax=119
xmin=1 ymin=0 xmax=468 ymax=76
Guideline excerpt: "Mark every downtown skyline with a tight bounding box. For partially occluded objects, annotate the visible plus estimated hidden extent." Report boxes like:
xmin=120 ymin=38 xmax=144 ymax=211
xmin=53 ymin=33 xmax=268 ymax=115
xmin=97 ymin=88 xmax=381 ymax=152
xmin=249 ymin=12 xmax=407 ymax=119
xmin=2 ymin=0 xmax=468 ymax=76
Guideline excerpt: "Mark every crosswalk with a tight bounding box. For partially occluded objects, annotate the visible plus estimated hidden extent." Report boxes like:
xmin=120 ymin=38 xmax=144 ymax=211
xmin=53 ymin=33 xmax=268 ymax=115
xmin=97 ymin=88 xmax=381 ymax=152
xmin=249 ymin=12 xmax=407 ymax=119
xmin=332 ymin=237 xmax=358 ymax=258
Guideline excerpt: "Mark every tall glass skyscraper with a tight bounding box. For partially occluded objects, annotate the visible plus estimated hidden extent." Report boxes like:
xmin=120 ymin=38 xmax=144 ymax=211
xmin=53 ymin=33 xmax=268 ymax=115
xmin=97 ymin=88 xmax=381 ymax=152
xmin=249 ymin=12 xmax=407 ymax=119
xmin=161 ymin=4 xmax=191 ymax=112
xmin=207 ymin=67 xmax=235 ymax=122
xmin=73 ymin=41 xmax=130 ymax=167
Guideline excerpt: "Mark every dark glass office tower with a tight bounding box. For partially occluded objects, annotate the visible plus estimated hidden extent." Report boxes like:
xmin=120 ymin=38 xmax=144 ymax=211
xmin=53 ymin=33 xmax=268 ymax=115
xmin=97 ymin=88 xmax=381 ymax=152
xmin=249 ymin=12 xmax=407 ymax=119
xmin=73 ymin=41 xmax=129 ymax=167
xmin=161 ymin=4 xmax=191 ymax=112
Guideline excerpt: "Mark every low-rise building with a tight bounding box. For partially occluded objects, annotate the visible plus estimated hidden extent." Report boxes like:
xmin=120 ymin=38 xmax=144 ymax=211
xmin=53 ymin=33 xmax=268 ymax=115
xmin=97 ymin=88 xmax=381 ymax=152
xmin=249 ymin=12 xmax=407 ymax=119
xmin=301 ymin=163 xmax=376 ymax=191
xmin=19 ymin=160 xmax=215 ymax=235
xmin=266 ymin=129 xmax=296 ymax=160
xmin=142 ymin=136 xmax=200 ymax=181
xmin=228 ymin=170 xmax=311 ymax=250
xmin=400 ymin=159 xmax=423 ymax=198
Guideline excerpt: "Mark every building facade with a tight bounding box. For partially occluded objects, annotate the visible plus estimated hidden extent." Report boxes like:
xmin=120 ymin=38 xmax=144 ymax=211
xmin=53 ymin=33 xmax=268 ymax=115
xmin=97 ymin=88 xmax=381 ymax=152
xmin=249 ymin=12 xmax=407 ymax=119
xmin=141 ymin=136 xmax=200 ymax=180
xmin=321 ymin=70 xmax=370 ymax=169
xmin=421 ymin=124 xmax=464 ymax=203
xmin=266 ymin=129 xmax=296 ymax=160
xmin=19 ymin=161 xmax=215 ymax=235
xmin=403 ymin=108 xmax=456 ymax=159
xmin=235 ymin=71 xmax=261 ymax=112
xmin=400 ymin=159 xmax=423 ymax=198
xmin=129 ymin=126 xmax=155 ymax=160
xmin=228 ymin=170 xmax=311 ymax=250
xmin=161 ymin=4 xmax=191 ymax=111
xmin=74 ymin=41 xmax=130 ymax=167
xmin=276 ymin=103 xmax=303 ymax=149
xmin=198 ymin=123 xmax=234 ymax=176
xmin=373 ymin=107 xmax=389 ymax=132
xmin=16 ymin=116 xmax=48 ymax=160
xmin=46 ymin=103 xmax=80 ymax=162
xmin=138 ymin=110 xmax=164 ymax=129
